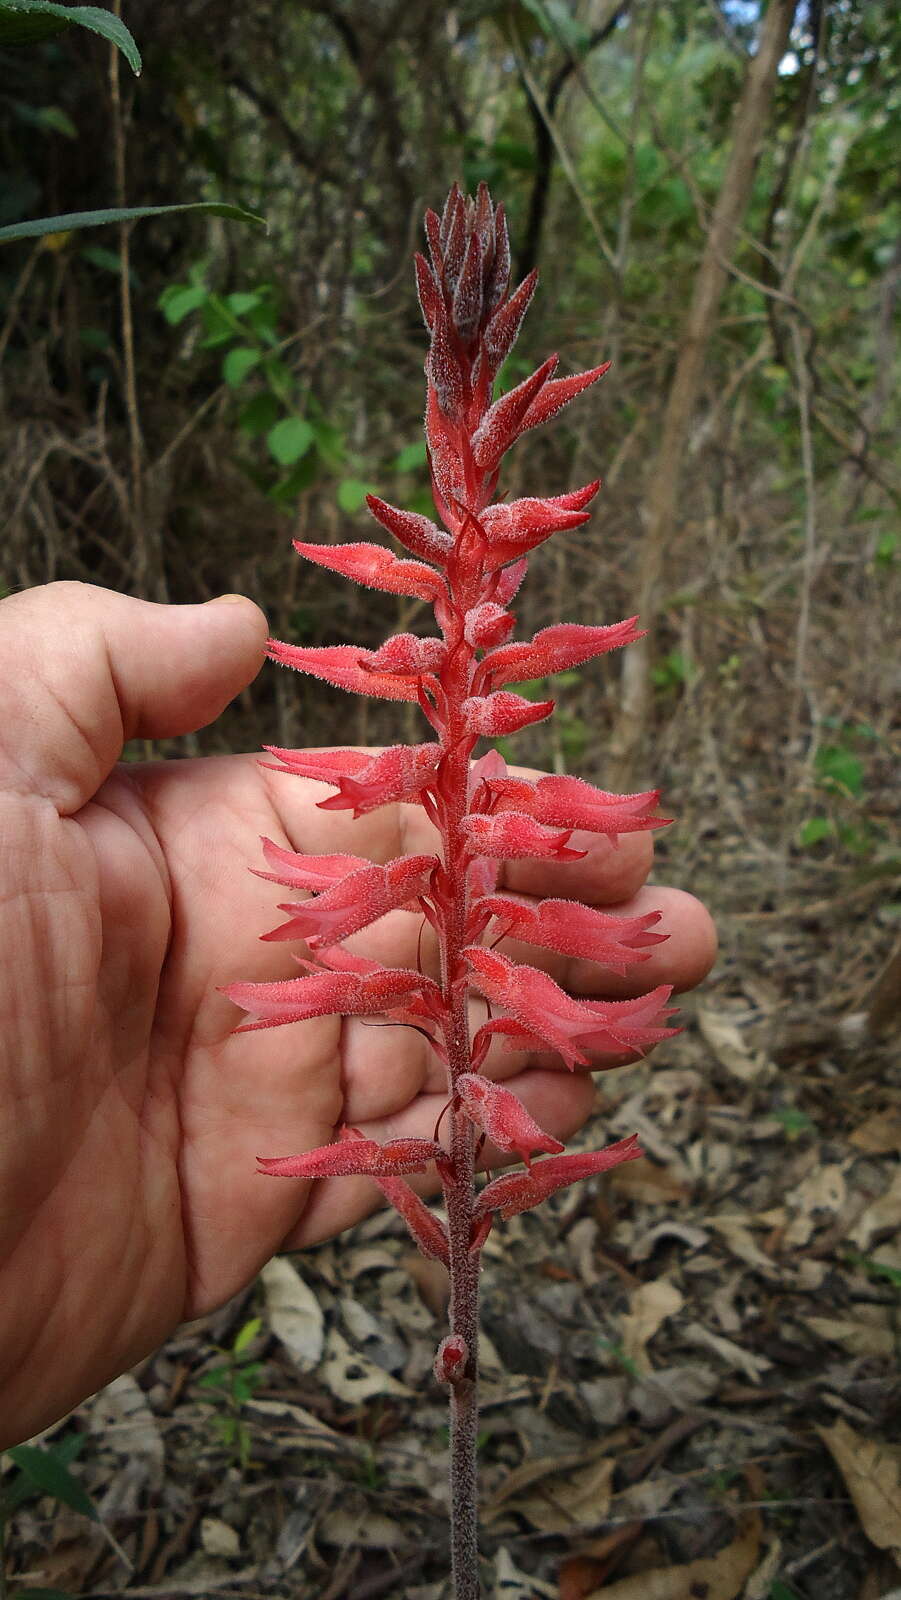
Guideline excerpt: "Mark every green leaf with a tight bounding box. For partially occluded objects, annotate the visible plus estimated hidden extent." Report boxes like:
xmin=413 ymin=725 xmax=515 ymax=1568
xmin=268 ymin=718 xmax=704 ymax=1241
xmin=6 ymin=1444 xmax=97 ymax=1520
xmin=232 ymin=1316 xmax=262 ymax=1356
xmin=238 ymin=391 xmax=279 ymax=437
xmin=269 ymin=453 xmax=318 ymax=502
xmin=81 ymin=242 xmax=131 ymax=277
xmin=11 ymin=1589 xmax=76 ymax=1598
xmin=336 ymin=477 xmax=372 ymax=513
xmin=0 ymin=1 xmax=141 ymax=73
xmin=225 ymin=291 xmax=262 ymax=316
xmin=11 ymin=1589 xmax=77 ymax=1599
xmin=814 ymin=745 xmax=864 ymax=798
xmin=0 ymin=201 xmax=266 ymax=246
xmin=11 ymin=100 xmax=78 ymax=137
xmin=222 ymin=346 xmax=261 ymax=388
xmin=159 ymin=283 xmax=208 ymax=325
xmin=393 ymin=439 xmax=428 ymax=473
xmin=769 ymin=1583 xmax=803 ymax=1600
xmin=267 ymin=416 xmax=314 ymax=467
xmin=799 ymin=816 xmax=832 ymax=848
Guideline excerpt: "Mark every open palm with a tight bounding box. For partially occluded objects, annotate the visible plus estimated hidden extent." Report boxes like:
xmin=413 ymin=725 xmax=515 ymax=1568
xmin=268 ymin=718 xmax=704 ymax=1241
xmin=0 ymin=583 xmax=715 ymax=1447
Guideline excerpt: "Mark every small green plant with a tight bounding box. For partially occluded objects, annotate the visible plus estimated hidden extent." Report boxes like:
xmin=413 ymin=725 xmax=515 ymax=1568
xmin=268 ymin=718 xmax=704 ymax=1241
xmin=196 ymin=1316 xmax=264 ymax=1472
xmin=652 ymin=648 xmax=695 ymax=694
xmin=843 ymin=1249 xmax=901 ymax=1294
xmin=769 ymin=1105 xmax=817 ymax=1140
xmin=799 ymin=720 xmax=890 ymax=858
xmin=0 ymin=1434 xmax=98 ymax=1600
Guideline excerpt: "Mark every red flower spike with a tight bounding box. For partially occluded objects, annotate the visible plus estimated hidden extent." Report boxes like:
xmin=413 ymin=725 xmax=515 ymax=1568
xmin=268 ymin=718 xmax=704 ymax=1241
xmin=228 ymin=188 xmax=691 ymax=1575
xmin=461 ymin=812 xmax=585 ymax=862
xmin=434 ymin=1333 xmax=469 ymax=1385
xmin=484 ymin=618 xmax=641 ymax=688
xmin=474 ymin=1134 xmax=643 ymax=1222
xmin=261 ymin=853 xmax=437 ymax=948
xmin=258 ymin=1129 xmax=442 ymax=1180
xmin=223 ymin=964 xmax=440 ymax=1032
xmin=479 ymin=894 xmax=667 ymax=972
xmin=267 ymin=640 xmax=424 ymax=702
xmin=375 ymin=1176 xmax=450 ymax=1266
xmin=457 ymin=1074 xmax=563 ymax=1166
xmin=365 ymin=494 xmax=453 ymax=562
xmin=520 ymin=362 xmax=612 ymax=434
xmin=293 ymin=539 xmax=444 ymax=603
xmin=462 ymin=691 xmax=555 ymax=737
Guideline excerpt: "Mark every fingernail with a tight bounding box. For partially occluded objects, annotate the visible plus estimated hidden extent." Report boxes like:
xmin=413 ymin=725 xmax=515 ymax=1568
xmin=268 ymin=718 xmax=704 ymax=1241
xmin=207 ymin=592 xmax=248 ymax=607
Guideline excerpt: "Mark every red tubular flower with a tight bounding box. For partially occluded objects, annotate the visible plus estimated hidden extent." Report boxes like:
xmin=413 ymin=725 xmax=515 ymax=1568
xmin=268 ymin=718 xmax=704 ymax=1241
xmin=477 ymin=894 xmax=667 ymax=973
xmin=227 ymin=184 xmax=692 ymax=1591
xmin=223 ymin=964 xmax=441 ymax=1031
xmin=461 ymin=812 xmax=585 ymax=862
xmin=472 ymin=1134 xmax=643 ymax=1225
xmin=258 ymin=1128 xmax=443 ymax=1179
xmin=456 ymin=1074 xmax=563 ymax=1166
xmin=261 ymin=853 xmax=437 ymax=948
xmin=263 ymin=743 xmax=442 ymax=817
xmin=292 ymin=540 xmax=445 ymax=602
xmin=488 ymin=773 xmax=670 ymax=836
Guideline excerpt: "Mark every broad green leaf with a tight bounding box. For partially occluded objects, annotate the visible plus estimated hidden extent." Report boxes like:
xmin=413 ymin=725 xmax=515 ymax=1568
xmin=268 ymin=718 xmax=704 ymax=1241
xmin=0 ymin=201 xmax=266 ymax=246
xmin=269 ymin=453 xmax=318 ymax=501
xmin=814 ymin=745 xmax=864 ymax=798
xmin=394 ymin=439 xmax=428 ymax=473
xmin=238 ymin=392 xmax=279 ymax=437
xmin=336 ymin=477 xmax=372 ymax=513
xmin=0 ymin=0 xmax=141 ymax=74
xmin=769 ymin=1583 xmax=803 ymax=1600
xmin=7 ymin=1443 xmax=97 ymax=1520
xmin=267 ymin=416 xmax=314 ymax=467
xmin=222 ymin=346 xmax=261 ymax=387
xmin=225 ymin=290 xmax=262 ymax=316
xmin=159 ymin=283 xmax=208 ymax=325
xmin=799 ymin=816 xmax=832 ymax=847
xmin=232 ymin=1316 xmax=262 ymax=1356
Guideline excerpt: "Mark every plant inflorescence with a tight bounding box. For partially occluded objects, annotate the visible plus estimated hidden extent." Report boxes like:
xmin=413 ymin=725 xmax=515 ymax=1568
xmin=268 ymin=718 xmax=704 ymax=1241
xmin=225 ymin=183 xmax=676 ymax=1598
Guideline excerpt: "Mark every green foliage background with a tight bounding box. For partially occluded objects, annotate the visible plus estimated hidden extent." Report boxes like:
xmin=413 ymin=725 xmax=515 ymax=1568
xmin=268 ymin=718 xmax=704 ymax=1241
xmin=0 ymin=0 xmax=897 ymax=862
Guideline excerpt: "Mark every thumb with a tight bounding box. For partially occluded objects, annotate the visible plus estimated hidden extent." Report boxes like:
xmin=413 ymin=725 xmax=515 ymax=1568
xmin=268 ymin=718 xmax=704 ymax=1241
xmin=0 ymin=582 xmax=269 ymax=814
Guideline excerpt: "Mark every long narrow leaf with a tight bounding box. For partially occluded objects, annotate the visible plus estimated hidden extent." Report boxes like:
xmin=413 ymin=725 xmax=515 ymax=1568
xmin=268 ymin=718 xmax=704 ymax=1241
xmin=0 ymin=0 xmax=141 ymax=73
xmin=6 ymin=1443 xmax=98 ymax=1520
xmin=0 ymin=201 xmax=267 ymax=245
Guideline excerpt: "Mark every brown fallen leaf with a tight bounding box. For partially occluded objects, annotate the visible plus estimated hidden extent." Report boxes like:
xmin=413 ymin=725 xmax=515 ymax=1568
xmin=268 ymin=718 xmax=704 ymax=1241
xmin=487 ymin=1442 xmax=619 ymax=1534
xmin=818 ymin=1419 xmax=901 ymax=1567
xmin=580 ymin=1515 xmax=760 ymax=1599
xmin=620 ymin=1279 xmax=684 ymax=1375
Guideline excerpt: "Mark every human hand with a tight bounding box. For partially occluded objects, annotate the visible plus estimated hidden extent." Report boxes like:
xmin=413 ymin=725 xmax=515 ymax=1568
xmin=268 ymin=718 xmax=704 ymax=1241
xmin=0 ymin=582 xmax=716 ymax=1446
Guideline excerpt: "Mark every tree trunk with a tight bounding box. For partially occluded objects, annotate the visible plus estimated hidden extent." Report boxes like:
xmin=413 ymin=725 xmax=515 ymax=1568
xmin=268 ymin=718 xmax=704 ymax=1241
xmin=613 ymin=0 xmax=798 ymax=781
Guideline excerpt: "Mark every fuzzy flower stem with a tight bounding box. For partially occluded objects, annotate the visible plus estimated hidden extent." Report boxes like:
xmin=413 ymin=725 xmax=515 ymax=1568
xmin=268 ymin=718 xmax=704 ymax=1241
xmin=227 ymin=184 xmax=674 ymax=1599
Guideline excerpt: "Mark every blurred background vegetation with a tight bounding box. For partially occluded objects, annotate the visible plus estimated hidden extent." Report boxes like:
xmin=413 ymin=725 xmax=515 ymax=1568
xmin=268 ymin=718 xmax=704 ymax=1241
xmin=1 ymin=0 xmax=898 ymax=931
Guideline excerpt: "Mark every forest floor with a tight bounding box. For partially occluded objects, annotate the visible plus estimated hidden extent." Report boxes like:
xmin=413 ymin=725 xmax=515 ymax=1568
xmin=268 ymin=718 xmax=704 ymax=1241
xmin=6 ymin=828 xmax=900 ymax=1600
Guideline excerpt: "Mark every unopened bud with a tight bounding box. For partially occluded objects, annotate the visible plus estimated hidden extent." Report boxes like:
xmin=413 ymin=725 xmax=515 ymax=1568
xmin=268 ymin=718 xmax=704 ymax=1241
xmin=434 ymin=1333 xmax=469 ymax=1385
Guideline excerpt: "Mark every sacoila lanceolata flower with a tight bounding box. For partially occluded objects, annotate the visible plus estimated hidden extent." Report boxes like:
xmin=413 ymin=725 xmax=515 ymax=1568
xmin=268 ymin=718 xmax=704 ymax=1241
xmin=225 ymin=184 xmax=677 ymax=1599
